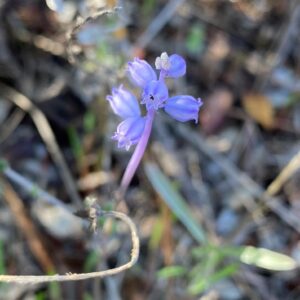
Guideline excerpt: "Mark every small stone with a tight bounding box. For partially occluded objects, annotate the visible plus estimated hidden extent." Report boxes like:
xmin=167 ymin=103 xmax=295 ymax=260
xmin=216 ymin=209 xmax=239 ymax=236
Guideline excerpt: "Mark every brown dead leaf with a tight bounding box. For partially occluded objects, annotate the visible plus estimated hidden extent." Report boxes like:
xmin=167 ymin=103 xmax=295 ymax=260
xmin=200 ymin=88 xmax=234 ymax=134
xmin=243 ymin=93 xmax=275 ymax=129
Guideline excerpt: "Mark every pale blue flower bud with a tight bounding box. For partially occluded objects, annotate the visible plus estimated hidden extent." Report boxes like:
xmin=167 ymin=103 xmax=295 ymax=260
xmin=141 ymin=80 xmax=169 ymax=110
xmin=112 ymin=117 xmax=146 ymax=150
xmin=164 ymin=95 xmax=203 ymax=123
xmin=155 ymin=53 xmax=186 ymax=78
xmin=168 ymin=54 xmax=186 ymax=77
xmin=127 ymin=58 xmax=157 ymax=88
xmin=106 ymin=85 xmax=140 ymax=119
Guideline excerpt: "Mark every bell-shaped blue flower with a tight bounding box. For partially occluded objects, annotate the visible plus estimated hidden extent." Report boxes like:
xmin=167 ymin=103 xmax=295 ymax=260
xmin=164 ymin=95 xmax=203 ymax=123
xmin=127 ymin=58 xmax=157 ymax=88
xmin=106 ymin=85 xmax=141 ymax=119
xmin=155 ymin=52 xmax=186 ymax=78
xmin=168 ymin=54 xmax=186 ymax=77
xmin=112 ymin=116 xmax=146 ymax=150
xmin=141 ymin=80 xmax=169 ymax=110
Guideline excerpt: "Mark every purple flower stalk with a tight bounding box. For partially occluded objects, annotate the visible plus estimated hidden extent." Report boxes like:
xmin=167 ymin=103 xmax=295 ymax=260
xmin=106 ymin=52 xmax=203 ymax=194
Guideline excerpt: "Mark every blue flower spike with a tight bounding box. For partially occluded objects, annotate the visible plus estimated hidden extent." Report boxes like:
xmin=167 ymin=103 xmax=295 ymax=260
xmin=107 ymin=52 xmax=203 ymax=193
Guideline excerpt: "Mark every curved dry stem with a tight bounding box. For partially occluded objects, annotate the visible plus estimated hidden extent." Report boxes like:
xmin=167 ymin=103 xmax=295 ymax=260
xmin=0 ymin=82 xmax=82 ymax=208
xmin=66 ymin=7 xmax=120 ymax=63
xmin=0 ymin=211 xmax=139 ymax=284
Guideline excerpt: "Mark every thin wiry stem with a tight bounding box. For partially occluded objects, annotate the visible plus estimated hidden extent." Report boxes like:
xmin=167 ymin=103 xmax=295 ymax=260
xmin=0 ymin=211 xmax=139 ymax=283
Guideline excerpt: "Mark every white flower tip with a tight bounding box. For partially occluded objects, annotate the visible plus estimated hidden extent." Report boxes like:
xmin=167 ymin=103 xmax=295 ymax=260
xmin=155 ymin=57 xmax=161 ymax=70
xmin=155 ymin=52 xmax=171 ymax=70
xmin=161 ymin=52 xmax=169 ymax=60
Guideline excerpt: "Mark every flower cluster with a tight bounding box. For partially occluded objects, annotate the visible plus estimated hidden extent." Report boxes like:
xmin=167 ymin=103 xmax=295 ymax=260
xmin=107 ymin=52 xmax=203 ymax=192
xmin=107 ymin=52 xmax=203 ymax=151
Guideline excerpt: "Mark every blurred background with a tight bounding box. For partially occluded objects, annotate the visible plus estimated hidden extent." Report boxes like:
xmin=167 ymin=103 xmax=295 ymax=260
xmin=0 ymin=0 xmax=300 ymax=299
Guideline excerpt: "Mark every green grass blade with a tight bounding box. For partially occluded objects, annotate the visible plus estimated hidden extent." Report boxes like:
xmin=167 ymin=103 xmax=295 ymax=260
xmin=0 ymin=240 xmax=5 ymax=275
xmin=67 ymin=126 xmax=84 ymax=161
xmin=84 ymin=251 xmax=101 ymax=273
xmin=157 ymin=265 xmax=186 ymax=279
xmin=144 ymin=163 xmax=207 ymax=244
xmin=149 ymin=217 xmax=164 ymax=250
xmin=188 ymin=263 xmax=239 ymax=295
xmin=83 ymin=111 xmax=96 ymax=133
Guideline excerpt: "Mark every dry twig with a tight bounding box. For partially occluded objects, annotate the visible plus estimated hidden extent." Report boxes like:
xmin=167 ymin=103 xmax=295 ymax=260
xmin=258 ymin=1 xmax=300 ymax=90
xmin=266 ymin=149 xmax=300 ymax=196
xmin=176 ymin=124 xmax=300 ymax=233
xmin=0 ymin=163 xmax=140 ymax=283
xmin=0 ymin=83 xmax=82 ymax=207
xmin=232 ymin=147 xmax=300 ymax=242
xmin=135 ymin=0 xmax=184 ymax=50
xmin=2 ymin=165 xmax=72 ymax=211
xmin=0 ymin=108 xmax=25 ymax=144
xmin=66 ymin=7 xmax=120 ymax=63
xmin=3 ymin=181 xmax=55 ymax=272
xmin=0 ymin=210 xmax=139 ymax=283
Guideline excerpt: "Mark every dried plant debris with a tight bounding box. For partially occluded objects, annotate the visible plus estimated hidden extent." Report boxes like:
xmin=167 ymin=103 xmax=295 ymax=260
xmin=0 ymin=0 xmax=300 ymax=299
